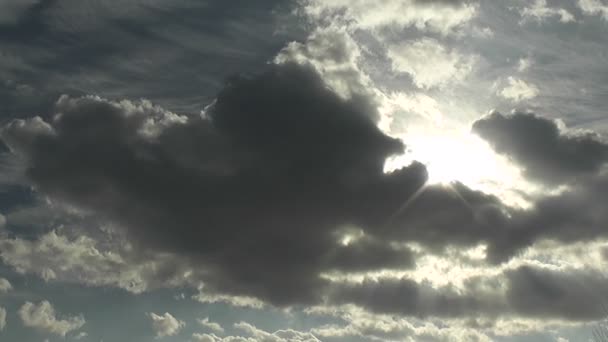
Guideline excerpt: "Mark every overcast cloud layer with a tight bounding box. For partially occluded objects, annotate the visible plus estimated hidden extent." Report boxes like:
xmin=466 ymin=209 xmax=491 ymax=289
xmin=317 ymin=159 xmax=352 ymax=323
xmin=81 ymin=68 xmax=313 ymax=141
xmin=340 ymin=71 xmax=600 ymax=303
xmin=1 ymin=1 xmax=608 ymax=342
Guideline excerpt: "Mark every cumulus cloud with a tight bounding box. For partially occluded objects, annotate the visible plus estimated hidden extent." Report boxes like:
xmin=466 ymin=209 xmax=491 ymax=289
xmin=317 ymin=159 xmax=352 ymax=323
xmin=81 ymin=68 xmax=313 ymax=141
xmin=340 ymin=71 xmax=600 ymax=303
xmin=498 ymin=77 xmax=539 ymax=101
xmin=6 ymin=59 xmax=608 ymax=327
xmin=18 ymin=301 xmax=85 ymax=337
xmin=387 ymin=38 xmax=476 ymax=89
xmin=0 ymin=63 xmax=428 ymax=305
xmin=148 ymin=312 xmax=185 ymax=338
xmin=0 ymin=277 xmax=12 ymax=293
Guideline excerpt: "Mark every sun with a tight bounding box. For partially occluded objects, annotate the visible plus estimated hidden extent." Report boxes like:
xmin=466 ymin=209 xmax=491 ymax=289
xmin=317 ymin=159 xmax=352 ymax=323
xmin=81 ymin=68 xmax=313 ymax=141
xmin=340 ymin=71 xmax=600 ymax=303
xmin=384 ymin=127 xmax=531 ymax=207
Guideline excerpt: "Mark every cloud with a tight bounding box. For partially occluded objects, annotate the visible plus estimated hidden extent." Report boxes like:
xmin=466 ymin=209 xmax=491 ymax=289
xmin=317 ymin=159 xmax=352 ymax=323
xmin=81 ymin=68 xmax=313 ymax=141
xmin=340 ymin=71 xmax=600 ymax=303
xmin=234 ymin=322 xmax=321 ymax=342
xmin=310 ymin=307 xmax=494 ymax=341
xmin=0 ymin=307 xmax=5 ymax=331
xmin=470 ymin=111 xmax=608 ymax=260
xmin=328 ymin=262 xmax=608 ymax=321
xmin=520 ymin=0 xmax=576 ymax=23
xmin=472 ymin=111 xmax=608 ymax=185
xmin=387 ymin=38 xmax=476 ymax=89
xmin=193 ymin=290 xmax=266 ymax=309
xmin=18 ymin=300 xmax=85 ymax=337
xmin=579 ymin=0 xmax=608 ymax=20
xmin=506 ymin=266 xmax=608 ymax=320
xmin=275 ymin=27 xmax=375 ymax=102
xmin=0 ymin=229 xmax=197 ymax=293
xmin=330 ymin=276 xmax=505 ymax=318
xmin=192 ymin=334 xmax=223 ymax=342
xmin=0 ymin=0 xmax=295 ymax=116
xmin=0 ymin=0 xmax=40 ymax=25
xmin=6 ymin=60 xmax=608 ymax=326
xmin=497 ymin=77 xmax=539 ymax=102
xmin=198 ymin=317 xmax=224 ymax=334
xmin=147 ymin=312 xmax=185 ymax=338
xmin=0 ymin=63 xmax=428 ymax=305
xmin=0 ymin=277 xmax=12 ymax=293
xmin=192 ymin=322 xmax=321 ymax=342
xmin=302 ymin=0 xmax=478 ymax=35
xmin=74 ymin=332 xmax=88 ymax=340
xmin=517 ymin=57 xmax=533 ymax=72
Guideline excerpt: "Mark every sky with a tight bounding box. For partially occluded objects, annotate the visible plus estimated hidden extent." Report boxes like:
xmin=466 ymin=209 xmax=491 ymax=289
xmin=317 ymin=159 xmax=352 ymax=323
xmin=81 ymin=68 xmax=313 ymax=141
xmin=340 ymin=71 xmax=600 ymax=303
xmin=1 ymin=0 xmax=608 ymax=341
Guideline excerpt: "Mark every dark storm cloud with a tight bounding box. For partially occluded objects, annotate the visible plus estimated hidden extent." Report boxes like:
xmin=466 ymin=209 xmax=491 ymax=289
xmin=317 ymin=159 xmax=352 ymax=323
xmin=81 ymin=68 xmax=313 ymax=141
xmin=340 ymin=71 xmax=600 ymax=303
xmin=0 ymin=63 xmax=427 ymax=305
xmin=472 ymin=111 xmax=608 ymax=185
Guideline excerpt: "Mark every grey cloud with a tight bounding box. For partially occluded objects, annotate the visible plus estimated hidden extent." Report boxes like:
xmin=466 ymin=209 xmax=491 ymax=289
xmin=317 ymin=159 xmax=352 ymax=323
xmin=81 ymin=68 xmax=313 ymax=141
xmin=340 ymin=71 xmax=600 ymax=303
xmin=489 ymin=171 xmax=608 ymax=262
xmin=0 ymin=63 xmax=426 ymax=305
xmin=472 ymin=111 xmax=608 ymax=185
xmin=469 ymin=111 xmax=608 ymax=262
xmin=506 ymin=266 xmax=608 ymax=321
xmin=0 ymin=0 xmax=300 ymax=116
xmin=7 ymin=60 xmax=608 ymax=317
xmin=331 ymin=277 xmax=504 ymax=319
xmin=331 ymin=264 xmax=608 ymax=321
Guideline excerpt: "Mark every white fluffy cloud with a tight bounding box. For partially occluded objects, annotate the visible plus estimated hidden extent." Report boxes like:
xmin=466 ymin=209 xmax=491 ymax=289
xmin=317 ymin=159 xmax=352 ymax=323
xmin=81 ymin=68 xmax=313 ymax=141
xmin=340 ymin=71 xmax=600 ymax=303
xmin=387 ymin=38 xmax=475 ymax=89
xmin=0 ymin=278 xmax=12 ymax=293
xmin=148 ymin=312 xmax=185 ymax=338
xmin=18 ymin=301 xmax=85 ymax=337
xmin=498 ymin=77 xmax=540 ymax=101
xmin=579 ymin=0 xmax=608 ymax=20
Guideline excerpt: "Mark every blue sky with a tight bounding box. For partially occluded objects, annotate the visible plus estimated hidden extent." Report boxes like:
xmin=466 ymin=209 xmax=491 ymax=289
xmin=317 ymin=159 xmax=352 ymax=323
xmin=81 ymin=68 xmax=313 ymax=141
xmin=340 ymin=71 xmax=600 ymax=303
xmin=2 ymin=1 xmax=608 ymax=341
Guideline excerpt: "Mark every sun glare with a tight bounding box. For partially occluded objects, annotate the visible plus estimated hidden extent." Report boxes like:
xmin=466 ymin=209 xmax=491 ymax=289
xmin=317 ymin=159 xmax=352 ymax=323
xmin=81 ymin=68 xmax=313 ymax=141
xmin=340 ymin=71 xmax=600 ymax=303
xmin=384 ymin=128 xmax=531 ymax=207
